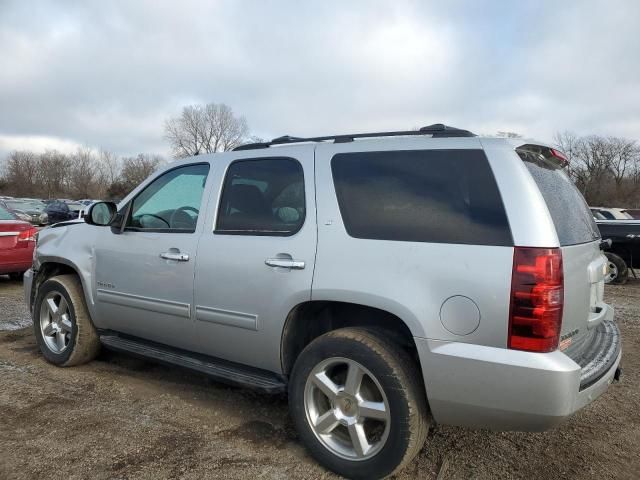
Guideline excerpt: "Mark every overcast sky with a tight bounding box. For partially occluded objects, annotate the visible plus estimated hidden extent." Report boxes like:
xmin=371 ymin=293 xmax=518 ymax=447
xmin=1 ymin=0 xmax=639 ymax=159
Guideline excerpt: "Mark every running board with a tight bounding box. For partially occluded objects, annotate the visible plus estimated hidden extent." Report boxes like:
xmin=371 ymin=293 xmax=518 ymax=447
xmin=99 ymin=334 xmax=286 ymax=394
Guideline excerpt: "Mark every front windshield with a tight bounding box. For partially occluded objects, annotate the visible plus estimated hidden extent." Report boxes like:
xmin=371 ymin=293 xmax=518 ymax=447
xmin=67 ymin=203 xmax=83 ymax=212
xmin=26 ymin=202 xmax=45 ymax=211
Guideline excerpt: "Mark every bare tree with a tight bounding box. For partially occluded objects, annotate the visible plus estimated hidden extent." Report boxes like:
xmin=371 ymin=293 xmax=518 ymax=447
xmin=103 ymin=153 xmax=164 ymax=200
xmin=0 ymin=148 xmax=165 ymax=201
xmin=2 ymin=150 xmax=39 ymax=197
xmin=608 ymin=137 xmax=639 ymax=187
xmin=164 ymin=103 xmax=250 ymax=157
xmin=94 ymin=149 xmax=121 ymax=198
xmin=38 ymin=150 xmax=69 ymax=199
xmin=553 ymin=132 xmax=640 ymax=206
xmin=66 ymin=147 xmax=99 ymax=199
xmin=554 ymin=131 xmax=582 ymax=183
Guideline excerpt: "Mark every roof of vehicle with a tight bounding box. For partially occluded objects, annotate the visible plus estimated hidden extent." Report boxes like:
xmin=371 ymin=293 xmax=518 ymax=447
xmin=233 ymin=124 xmax=477 ymax=151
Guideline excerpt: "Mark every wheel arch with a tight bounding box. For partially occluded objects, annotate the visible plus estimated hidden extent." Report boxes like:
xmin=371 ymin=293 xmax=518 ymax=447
xmin=280 ymin=300 xmax=421 ymax=377
xmin=31 ymin=259 xmax=90 ymax=314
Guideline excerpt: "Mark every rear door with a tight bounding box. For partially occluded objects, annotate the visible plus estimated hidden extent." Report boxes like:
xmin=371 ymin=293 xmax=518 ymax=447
xmin=517 ymin=147 xmax=608 ymax=351
xmin=192 ymin=146 xmax=316 ymax=373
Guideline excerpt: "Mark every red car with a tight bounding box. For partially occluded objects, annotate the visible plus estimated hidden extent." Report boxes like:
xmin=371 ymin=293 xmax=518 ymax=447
xmin=0 ymin=205 xmax=37 ymax=280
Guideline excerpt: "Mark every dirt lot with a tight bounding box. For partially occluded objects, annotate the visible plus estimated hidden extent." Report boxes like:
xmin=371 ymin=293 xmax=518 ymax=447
xmin=0 ymin=275 xmax=638 ymax=480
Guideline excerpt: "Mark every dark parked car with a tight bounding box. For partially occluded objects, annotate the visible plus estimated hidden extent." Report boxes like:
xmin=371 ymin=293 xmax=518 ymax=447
xmin=597 ymin=219 xmax=640 ymax=284
xmin=44 ymin=201 xmax=84 ymax=224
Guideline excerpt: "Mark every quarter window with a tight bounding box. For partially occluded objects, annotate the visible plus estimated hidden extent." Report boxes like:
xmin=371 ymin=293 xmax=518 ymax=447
xmin=127 ymin=163 xmax=210 ymax=232
xmin=216 ymin=157 xmax=305 ymax=236
xmin=331 ymin=149 xmax=512 ymax=246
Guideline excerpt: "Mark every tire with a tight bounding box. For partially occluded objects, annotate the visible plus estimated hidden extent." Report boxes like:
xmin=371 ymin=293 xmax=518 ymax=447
xmin=8 ymin=272 xmax=24 ymax=281
xmin=33 ymin=274 xmax=100 ymax=366
xmin=605 ymin=252 xmax=628 ymax=285
xmin=289 ymin=328 xmax=429 ymax=479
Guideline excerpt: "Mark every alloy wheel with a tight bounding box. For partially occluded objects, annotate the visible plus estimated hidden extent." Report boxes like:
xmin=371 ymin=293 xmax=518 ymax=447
xmin=304 ymin=357 xmax=391 ymax=461
xmin=39 ymin=291 xmax=73 ymax=353
xmin=605 ymin=261 xmax=619 ymax=283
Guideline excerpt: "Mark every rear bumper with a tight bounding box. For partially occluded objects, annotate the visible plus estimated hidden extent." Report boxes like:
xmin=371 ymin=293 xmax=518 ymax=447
xmin=416 ymin=321 xmax=622 ymax=431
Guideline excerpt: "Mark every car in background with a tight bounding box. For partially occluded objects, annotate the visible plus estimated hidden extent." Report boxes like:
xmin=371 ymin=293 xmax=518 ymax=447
xmin=1 ymin=199 xmax=48 ymax=226
xmin=591 ymin=207 xmax=634 ymax=220
xmin=44 ymin=200 xmax=84 ymax=224
xmin=597 ymin=219 xmax=640 ymax=284
xmin=0 ymin=204 xmax=37 ymax=280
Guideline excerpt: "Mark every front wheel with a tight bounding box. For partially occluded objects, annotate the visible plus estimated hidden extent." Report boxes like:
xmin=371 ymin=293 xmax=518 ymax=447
xmin=289 ymin=328 xmax=429 ymax=479
xmin=33 ymin=274 xmax=100 ymax=366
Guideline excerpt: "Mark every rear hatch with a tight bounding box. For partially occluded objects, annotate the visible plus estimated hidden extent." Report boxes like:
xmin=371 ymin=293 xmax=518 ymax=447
xmin=517 ymin=146 xmax=617 ymax=374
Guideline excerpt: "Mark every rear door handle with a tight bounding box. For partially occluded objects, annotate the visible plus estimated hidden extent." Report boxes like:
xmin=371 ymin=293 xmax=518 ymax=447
xmin=265 ymin=258 xmax=305 ymax=269
xmin=160 ymin=251 xmax=190 ymax=262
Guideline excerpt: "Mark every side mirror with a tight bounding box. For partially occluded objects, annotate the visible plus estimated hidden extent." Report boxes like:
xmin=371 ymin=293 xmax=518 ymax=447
xmin=85 ymin=202 xmax=117 ymax=226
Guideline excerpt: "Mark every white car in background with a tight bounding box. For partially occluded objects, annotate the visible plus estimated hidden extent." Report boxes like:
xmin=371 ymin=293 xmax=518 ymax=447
xmin=591 ymin=207 xmax=634 ymax=220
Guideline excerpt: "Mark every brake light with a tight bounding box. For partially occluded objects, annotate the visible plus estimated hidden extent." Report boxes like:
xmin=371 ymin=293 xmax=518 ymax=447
xmin=508 ymin=247 xmax=563 ymax=353
xmin=17 ymin=227 xmax=38 ymax=243
xmin=550 ymin=148 xmax=569 ymax=166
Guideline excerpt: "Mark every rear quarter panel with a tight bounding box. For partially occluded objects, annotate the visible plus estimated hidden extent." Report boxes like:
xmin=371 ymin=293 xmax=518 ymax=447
xmin=313 ymin=137 xmax=514 ymax=347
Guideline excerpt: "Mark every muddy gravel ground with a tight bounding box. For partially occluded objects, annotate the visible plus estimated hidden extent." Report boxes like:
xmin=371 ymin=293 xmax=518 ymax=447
xmin=0 ymin=275 xmax=638 ymax=480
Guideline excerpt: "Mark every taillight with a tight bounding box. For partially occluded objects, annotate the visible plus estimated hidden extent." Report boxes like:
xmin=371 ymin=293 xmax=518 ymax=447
xmin=17 ymin=227 xmax=38 ymax=243
xmin=508 ymin=247 xmax=563 ymax=353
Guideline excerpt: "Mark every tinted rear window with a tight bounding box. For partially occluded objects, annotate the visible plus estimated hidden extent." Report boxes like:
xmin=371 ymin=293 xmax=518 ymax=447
xmin=331 ymin=149 xmax=512 ymax=245
xmin=518 ymin=150 xmax=600 ymax=246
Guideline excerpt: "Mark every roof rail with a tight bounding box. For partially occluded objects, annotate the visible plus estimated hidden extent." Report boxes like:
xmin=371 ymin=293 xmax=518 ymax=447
xmin=233 ymin=123 xmax=475 ymax=151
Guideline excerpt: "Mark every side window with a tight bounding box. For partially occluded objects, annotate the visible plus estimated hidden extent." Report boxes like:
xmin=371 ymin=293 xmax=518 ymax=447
xmin=127 ymin=163 xmax=210 ymax=232
xmin=331 ymin=149 xmax=512 ymax=246
xmin=216 ymin=157 xmax=305 ymax=236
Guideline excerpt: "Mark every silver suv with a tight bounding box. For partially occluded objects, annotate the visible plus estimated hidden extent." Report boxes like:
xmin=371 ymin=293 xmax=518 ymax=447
xmin=24 ymin=124 xmax=622 ymax=479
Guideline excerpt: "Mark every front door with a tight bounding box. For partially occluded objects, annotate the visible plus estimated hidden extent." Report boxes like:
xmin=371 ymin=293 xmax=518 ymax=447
xmin=92 ymin=163 xmax=210 ymax=350
xmin=193 ymin=148 xmax=316 ymax=372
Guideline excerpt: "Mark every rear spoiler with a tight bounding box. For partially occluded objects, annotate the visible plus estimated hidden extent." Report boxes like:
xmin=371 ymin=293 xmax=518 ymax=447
xmin=516 ymin=144 xmax=569 ymax=168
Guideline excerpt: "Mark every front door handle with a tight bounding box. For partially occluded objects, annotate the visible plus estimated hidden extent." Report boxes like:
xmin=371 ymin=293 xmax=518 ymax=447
xmin=265 ymin=258 xmax=305 ymax=269
xmin=160 ymin=251 xmax=190 ymax=262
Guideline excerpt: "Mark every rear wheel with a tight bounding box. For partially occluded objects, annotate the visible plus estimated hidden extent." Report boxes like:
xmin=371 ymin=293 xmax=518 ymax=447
xmin=605 ymin=252 xmax=628 ymax=284
xmin=289 ymin=328 xmax=429 ymax=479
xmin=33 ymin=274 xmax=100 ymax=366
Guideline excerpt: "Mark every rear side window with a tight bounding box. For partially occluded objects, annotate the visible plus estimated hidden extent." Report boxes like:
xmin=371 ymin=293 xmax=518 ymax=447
xmin=331 ymin=149 xmax=512 ymax=246
xmin=518 ymin=148 xmax=600 ymax=246
xmin=216 ymin=157 xmax=305 ymax=236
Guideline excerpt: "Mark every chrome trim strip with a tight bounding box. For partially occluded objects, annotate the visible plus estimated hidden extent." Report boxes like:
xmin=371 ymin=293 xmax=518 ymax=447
xmin=195 ymin=305 xmax=258 ymax=331
xmin=0 ymin=232 xmax=20 ymax=237
xmin=96 ymin=289 xmax=191 ymax=318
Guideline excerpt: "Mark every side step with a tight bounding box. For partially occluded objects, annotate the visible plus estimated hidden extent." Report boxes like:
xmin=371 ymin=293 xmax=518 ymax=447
xmin=99 ymin=334 xmax=286 ymax=394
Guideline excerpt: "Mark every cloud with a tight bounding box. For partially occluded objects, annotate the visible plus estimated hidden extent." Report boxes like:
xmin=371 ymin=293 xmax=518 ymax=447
xmin=0 ymin=134 xmax=81 ymax=158
xmin=0 ymin=0 xmax=638 ymax=158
